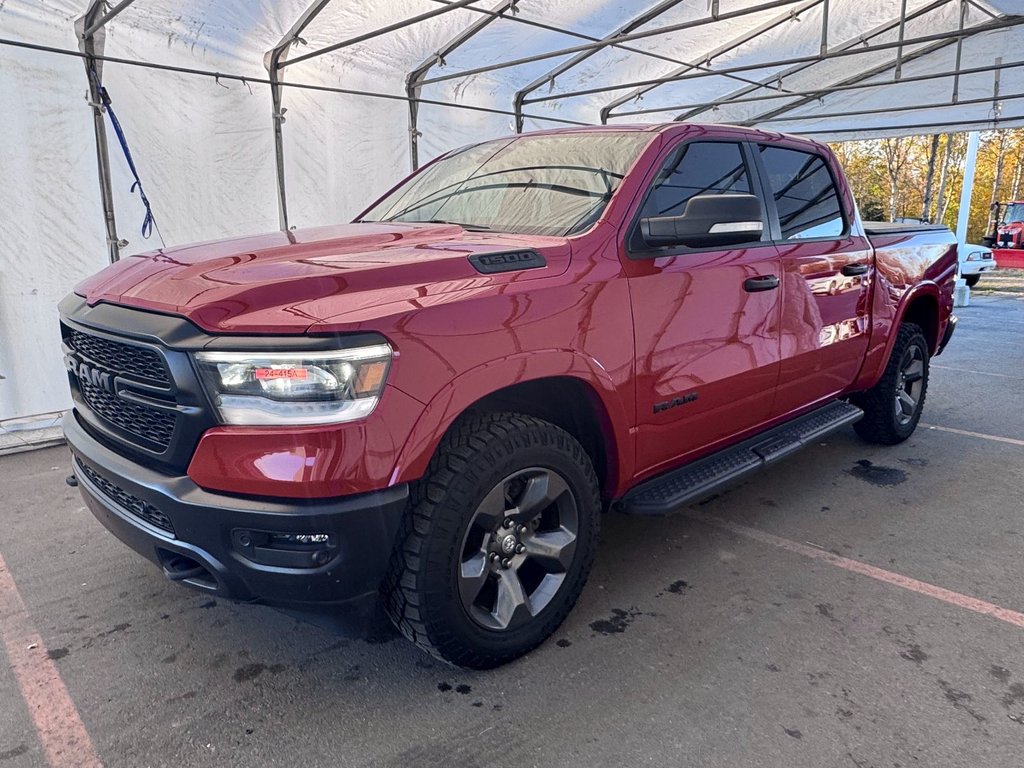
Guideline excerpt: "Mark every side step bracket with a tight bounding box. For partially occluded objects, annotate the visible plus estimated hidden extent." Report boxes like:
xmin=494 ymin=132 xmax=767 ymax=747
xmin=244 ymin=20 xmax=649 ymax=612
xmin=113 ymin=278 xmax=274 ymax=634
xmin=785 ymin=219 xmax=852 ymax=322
xmin=619 ymin=400 xmax=863 ymax=517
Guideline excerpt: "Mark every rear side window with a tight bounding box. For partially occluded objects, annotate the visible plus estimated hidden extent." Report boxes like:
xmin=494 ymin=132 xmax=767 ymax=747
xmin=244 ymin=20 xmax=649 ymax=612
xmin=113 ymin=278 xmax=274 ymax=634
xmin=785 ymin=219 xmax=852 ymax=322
xmin=758 ymin=146 xmax=845 ymax=240
xmin=639 ymin=141 xmax=752 ymax=219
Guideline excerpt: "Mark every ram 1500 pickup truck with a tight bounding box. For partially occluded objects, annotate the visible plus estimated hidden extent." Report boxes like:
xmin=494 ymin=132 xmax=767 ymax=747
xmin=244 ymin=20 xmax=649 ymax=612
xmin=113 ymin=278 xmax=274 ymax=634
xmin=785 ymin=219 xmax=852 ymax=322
xmin=61 ymin=124 xmax=957 ymax=668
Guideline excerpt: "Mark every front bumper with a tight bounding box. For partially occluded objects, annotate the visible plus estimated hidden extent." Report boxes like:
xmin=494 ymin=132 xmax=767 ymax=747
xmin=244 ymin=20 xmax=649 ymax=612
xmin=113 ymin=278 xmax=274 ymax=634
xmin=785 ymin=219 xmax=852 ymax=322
xmin=961 ymin=262 xmax=997 ymax=276
xmin=65 ymin=411 xmax=408 ymax=607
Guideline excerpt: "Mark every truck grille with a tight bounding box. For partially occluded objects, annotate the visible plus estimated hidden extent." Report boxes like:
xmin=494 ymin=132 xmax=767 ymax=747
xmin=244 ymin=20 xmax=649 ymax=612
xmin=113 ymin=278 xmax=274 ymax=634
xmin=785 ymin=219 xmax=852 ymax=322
xmin=67 ymin=329 xmax=169 ymax=384
xmin=78 ymin=377 xmax=177 ymax=450
xmin=76 ymin=457 xmax=176 ymax=535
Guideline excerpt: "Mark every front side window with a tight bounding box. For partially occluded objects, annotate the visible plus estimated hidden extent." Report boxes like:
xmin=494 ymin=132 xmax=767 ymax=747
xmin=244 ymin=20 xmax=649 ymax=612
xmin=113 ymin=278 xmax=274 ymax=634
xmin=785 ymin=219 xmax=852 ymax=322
xmin=361 ymin=132 xmax=654 ymax=237
xmin=638 ymin=141 xmax=753 ymax=220
xmin=758 ymin=146 xmax=845 ymax=240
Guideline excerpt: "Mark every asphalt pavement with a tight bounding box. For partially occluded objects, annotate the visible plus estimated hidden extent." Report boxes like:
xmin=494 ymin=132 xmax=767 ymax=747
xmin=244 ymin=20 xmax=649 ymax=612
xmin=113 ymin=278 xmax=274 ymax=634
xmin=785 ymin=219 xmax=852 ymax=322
xmin=1 ymin=290 xmax=1023 ymax=768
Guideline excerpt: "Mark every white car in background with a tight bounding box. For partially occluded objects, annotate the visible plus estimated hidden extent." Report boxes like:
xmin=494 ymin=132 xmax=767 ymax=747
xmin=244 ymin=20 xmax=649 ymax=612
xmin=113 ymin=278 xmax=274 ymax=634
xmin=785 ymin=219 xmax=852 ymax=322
xmin=960 ymin=244 xmax=998 ymax=287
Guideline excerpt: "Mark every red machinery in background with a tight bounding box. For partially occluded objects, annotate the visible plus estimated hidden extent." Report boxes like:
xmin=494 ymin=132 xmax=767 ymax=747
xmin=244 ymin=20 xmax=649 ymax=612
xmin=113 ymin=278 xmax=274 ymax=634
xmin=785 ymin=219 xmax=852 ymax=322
xmin=985 ymin=201 xmax=1024 ymax=268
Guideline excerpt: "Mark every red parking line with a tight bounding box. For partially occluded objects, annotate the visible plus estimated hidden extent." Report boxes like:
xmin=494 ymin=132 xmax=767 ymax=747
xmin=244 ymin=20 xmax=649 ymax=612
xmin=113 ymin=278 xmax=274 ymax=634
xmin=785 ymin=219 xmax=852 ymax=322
xmin=0 ymin=553 xmax=103 ymax=768
xmin=691 ymin=513 xmax=1024 ymax=630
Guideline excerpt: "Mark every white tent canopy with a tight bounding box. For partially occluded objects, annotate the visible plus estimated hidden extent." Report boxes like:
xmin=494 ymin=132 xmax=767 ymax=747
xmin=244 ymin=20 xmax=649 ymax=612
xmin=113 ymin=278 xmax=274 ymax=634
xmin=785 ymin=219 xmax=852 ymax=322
xmin=1 ymin=0 xmax=1021 ymax=435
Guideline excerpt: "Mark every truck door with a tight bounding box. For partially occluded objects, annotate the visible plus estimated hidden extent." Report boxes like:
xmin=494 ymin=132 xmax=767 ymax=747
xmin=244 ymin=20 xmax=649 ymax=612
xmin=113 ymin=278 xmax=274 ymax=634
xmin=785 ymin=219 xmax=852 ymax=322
xmin=622 ymin=139 xmax=782 ymax=477
xmin=751 ymin=143 xmax=873 ymax=417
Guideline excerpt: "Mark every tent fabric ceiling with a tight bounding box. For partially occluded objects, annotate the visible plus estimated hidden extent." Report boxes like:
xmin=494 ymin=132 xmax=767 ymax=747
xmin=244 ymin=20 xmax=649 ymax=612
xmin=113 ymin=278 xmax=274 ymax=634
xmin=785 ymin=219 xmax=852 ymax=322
xmin=0 ymin=0 xmax=1021 ymax=427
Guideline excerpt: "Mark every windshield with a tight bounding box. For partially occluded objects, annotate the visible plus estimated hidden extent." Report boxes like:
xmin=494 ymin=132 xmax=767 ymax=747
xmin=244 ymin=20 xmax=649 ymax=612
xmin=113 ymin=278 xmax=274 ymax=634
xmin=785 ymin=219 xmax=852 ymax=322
xmin=1003 ymin=203 xmax=1024 ymax=225
xmin=360 ymin=132 xmax=654 ymax=237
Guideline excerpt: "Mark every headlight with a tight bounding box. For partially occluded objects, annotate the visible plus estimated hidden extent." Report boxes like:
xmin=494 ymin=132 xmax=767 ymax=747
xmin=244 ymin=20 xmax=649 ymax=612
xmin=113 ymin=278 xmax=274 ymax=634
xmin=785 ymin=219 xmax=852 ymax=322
xmin=194 ymin=344 xmax=392 ymax=425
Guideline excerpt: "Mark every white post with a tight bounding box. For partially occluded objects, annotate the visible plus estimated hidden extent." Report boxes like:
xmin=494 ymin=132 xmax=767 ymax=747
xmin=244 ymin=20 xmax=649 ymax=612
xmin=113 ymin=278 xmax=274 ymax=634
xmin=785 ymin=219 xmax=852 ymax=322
xmin=956 ymin=130 xmax=981 ymax=246
xmin=954 ymin=129 xmax=981 ymax=307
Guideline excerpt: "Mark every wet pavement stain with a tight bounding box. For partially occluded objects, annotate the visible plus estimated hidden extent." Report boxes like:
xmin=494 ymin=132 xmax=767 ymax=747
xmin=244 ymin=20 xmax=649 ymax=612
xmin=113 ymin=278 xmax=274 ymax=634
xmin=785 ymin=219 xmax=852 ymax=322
xmin=232 ymin=662 xmax=285 ymax=682
xmin=437 ymin=682 xmax=453 ymax=692
xmin=556 ymin=639 xmax=572 ymax=648
xmin=455 ymin=684 xmax=472 ymax=695
xmin=990 ymin=665 xmax=1012 ymax=683
xmin=898 ymin=457 xmax=930 ymax=467
xmin=589 ymin=607 xmax=652 ymax=635
xmin=1001 ymin=682 xmax=1024 ymax=708
xmin=849 ymin=459 xmax=907 ymax=487
xmin=47 ymin=647 xmax=69 ymax=661
xmin=938 ymin=680 xmax=986 ymax=723
xmin=782 ymin=727 xmax=803 ymax=739
xmin=900 ymin=644 xmax=929 ymax=664
xmin=815 ymin=603 xmax=837 ymax=621
xmin=0 ymin=745 xmax=28 ymax=762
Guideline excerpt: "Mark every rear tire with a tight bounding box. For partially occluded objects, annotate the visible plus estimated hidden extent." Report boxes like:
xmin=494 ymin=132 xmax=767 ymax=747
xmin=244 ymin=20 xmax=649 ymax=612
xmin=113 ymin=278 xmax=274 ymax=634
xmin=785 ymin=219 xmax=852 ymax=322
xmin=383 ymin=412 xmax=600 ymax=669
xmin=964 ymin=274 xmax=981 ymax=287
xmin=852 ymin=323 xmax=930 ymax=445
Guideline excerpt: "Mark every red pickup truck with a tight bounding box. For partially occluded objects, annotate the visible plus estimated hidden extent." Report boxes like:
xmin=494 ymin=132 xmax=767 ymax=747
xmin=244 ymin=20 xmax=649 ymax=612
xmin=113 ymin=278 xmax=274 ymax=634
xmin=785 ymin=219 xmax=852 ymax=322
xmin=61 ymin=124 xmax=957 ymax=668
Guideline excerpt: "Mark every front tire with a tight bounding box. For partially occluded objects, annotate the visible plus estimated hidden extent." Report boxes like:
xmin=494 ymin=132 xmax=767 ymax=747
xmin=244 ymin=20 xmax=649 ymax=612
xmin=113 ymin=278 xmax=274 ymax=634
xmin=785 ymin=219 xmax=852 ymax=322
xmin=964 ymin=274 xmax=981 ymax=287
xmin=852 ymin=323 xmax=930 ymax=445
xmin=383 ymin=412 xmax=600 ymax=669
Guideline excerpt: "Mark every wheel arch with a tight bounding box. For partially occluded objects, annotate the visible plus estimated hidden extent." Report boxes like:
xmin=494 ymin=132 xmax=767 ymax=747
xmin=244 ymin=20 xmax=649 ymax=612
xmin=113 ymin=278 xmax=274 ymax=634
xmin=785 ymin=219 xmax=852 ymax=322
xmin=391 ymin=353 xmax=633 ymax=501
xmin=899 ymin=289 xmax=941 ymax=354
xmin=854 ymin=282 xmax=942 ymax=392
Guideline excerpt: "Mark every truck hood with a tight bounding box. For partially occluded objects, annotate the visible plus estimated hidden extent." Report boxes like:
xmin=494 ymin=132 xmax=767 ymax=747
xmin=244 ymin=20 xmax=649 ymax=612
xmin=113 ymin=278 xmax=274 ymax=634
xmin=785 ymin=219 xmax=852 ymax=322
xmin=76 ymin=222 xmax=572 ymax=333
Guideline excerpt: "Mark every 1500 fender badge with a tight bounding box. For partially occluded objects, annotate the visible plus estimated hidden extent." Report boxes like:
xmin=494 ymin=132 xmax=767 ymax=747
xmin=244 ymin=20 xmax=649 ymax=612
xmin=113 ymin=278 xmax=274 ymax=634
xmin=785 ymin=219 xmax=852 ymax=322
xmin=653 ymin=392 xmax=698 ymax=413
xmin=64 ymin=354 xmax=114 ymax=393
xmin=469 ymin=250 xmax=546 ymax=274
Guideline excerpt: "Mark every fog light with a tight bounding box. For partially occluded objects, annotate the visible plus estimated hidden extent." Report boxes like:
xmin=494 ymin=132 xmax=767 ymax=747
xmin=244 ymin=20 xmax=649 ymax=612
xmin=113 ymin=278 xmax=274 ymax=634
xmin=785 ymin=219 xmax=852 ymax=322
xmin=269 ymin=533 xmax=331 ymax=546
xmin=232 ymin=529 xmax=337 ymax=569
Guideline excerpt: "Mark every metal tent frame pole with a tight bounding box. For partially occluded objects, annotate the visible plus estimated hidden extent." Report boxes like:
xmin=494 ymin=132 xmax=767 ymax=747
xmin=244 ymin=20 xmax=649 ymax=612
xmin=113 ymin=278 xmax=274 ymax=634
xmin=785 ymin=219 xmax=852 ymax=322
xmin=265 ymin=0 xmax=335 ymax=233
xmin=418 ymin=0 xmax=809 ymax=87
xmin=521 ymin=18 xmax=1024 ymax=107
xmin=737 ymin=5 xmax=988 ymax=125
xmin=956 ymin=131 xmax=982 ymax=246
xmin=599 ymin=0 xmax=824 ymax=124
xmin=279 ymin=0 xmax=485 ymax=71
xmin=610 ymin=59 xmax=1024 ymax=119
xmin=668 ymin=0 xmax=952 ymax=122
xmin=511 ymin=0 xmax=689 ymax=133
xmin=75 ymin=0 xmax=138 ymax=263
xmin=736 ymin=91 xmax=1024 ymax=127
xmin=406 ymin=0 xmax=516 ymax=171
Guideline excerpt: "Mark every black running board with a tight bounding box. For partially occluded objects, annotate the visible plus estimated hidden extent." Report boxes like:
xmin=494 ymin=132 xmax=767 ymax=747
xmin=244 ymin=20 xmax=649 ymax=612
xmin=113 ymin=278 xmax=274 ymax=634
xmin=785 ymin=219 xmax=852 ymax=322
xmin=619 ymin=401 xmax=863 ymax=517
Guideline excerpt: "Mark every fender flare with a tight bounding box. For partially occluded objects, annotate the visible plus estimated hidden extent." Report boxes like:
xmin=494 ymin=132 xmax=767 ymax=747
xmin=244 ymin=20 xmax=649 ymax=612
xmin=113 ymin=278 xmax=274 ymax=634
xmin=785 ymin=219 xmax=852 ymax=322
xmin=858 ymin=281 xmax=941 ymax=390
xmin=389 ymin=350 xmax=634 ymax=494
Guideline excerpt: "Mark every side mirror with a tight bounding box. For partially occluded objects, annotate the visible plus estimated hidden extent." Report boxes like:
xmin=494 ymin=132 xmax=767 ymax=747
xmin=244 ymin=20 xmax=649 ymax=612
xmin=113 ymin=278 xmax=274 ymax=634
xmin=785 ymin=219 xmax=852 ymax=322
xmin=639 ymin=193 xmax=764 ymax=250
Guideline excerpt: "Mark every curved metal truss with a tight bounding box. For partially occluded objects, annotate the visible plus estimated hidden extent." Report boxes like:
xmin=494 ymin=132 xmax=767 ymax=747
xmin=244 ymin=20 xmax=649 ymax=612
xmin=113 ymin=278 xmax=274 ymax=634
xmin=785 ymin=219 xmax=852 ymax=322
xmin=30 ymin=0 xmax=1020 ymax=246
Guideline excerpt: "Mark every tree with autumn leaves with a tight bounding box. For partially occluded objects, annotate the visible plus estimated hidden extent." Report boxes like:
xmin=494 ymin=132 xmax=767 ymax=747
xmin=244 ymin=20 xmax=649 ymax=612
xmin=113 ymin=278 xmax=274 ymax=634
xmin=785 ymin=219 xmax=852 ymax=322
xmin=829 ymin=130 xmax=1024 ymax=243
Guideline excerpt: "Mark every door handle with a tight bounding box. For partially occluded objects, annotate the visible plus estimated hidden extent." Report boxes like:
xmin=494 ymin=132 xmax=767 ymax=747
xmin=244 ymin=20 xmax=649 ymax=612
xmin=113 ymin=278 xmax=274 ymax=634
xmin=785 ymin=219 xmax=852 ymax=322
xmin=841 ymin=263 xmax=869 ymax=276
xmin=743 ymin=275 xmax=780 ymax=292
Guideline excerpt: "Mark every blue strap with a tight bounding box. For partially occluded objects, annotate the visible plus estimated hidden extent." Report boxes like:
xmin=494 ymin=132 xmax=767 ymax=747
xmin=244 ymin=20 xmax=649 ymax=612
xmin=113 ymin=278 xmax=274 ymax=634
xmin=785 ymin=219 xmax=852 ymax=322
xmin=91 ymin=68 xmax=157 ymax=239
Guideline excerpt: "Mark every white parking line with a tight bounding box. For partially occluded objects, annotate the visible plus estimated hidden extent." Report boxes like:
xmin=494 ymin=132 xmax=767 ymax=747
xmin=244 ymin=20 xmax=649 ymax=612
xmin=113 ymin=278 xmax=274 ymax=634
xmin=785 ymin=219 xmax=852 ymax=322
xmin=0 ymin=553 xmax=103 ymax=768
xmin=919 ymin=423 xmax=1024 ymax=448
xmin=932 ymin=365 xmax=1023 ymax=380
xmin=689 ymin=512 xmax=1024 ymax=630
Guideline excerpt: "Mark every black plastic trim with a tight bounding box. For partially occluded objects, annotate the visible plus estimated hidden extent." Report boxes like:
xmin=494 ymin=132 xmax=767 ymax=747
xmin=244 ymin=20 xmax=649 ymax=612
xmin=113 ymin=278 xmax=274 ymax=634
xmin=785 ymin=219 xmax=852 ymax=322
xmin=61 ymin=294 xmax=387 ymax=351
xmin=936 ymin=314 xmax=957 ymax=356
xmin=468 ymin=249 xmax=547 ymax=274
xmin=65 ymin=411 xmax=409 ymax=605
xmin=620 ymin=401 xmax=863 ymax=516
xmin=59 ymin=294 xmax=391 ymax=472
